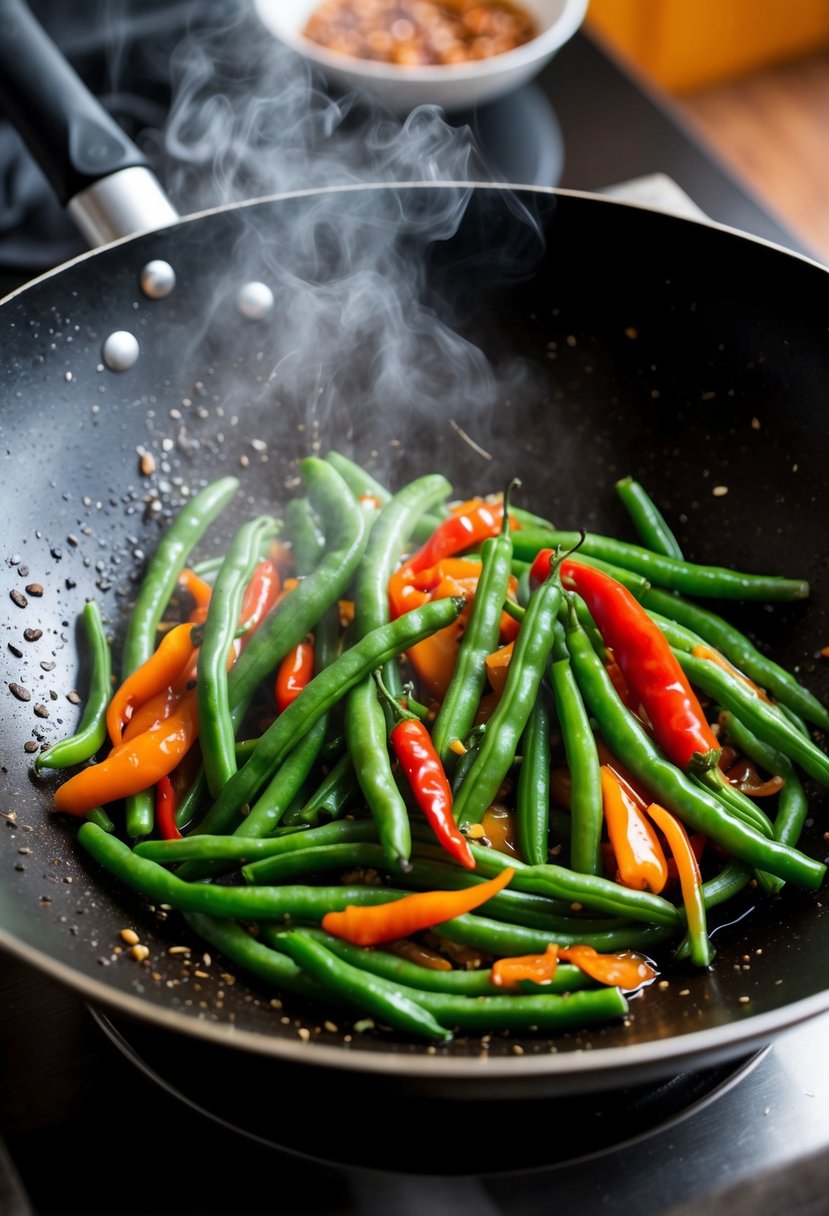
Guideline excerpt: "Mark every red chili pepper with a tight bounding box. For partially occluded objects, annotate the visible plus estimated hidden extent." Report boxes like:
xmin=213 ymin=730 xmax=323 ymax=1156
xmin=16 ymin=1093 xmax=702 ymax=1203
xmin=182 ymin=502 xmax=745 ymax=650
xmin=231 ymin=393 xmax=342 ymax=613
xmin=533 ymin=552 xmax=720 ymax=772
xmin=155 ymin=775 xmax=182 ymax=840
xmin=375 ymin=671 xmax=475 ymax=868
xmin=406 ymin=500 xmax=505 ymax=575
xmin=321 ymin=866 xmax=514 ymax=946
xmin=238 ymin=559 xmax=281 ymax=645
xmin=275 ymin=636 xmax=315 ymax=712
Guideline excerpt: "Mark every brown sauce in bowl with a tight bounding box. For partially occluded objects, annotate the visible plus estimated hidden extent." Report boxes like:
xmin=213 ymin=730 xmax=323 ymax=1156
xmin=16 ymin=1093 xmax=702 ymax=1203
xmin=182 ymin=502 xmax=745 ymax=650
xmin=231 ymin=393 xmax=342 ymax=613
xmin=303 ymin=0 xmax=540 ymax=67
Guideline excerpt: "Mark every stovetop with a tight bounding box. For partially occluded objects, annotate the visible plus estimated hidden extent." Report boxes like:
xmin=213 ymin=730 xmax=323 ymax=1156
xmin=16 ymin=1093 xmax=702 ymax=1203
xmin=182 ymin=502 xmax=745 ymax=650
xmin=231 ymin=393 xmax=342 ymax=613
xmin=1 ymin=6 xmax=827 ymax=1215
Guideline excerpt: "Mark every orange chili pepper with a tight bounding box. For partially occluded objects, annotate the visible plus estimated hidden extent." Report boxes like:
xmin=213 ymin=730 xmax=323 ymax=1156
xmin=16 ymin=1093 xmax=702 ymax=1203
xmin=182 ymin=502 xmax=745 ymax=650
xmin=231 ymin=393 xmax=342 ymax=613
xmin=121 ymin=687 xmax=180 ymax=743
xmin=105 ymin=622 xmax=198 ymax=748
xmin=321 ymin=866 xmax=515 ymax=946
xmin=275 ymin=637 xmax=315 ymax=713
xmin=559 ymin=944 xmax=656 ymax=990
xmin=54 ymin=694 xmax=200 ymax=817
xmin=600 ymin=765 xmax=669 ymax=894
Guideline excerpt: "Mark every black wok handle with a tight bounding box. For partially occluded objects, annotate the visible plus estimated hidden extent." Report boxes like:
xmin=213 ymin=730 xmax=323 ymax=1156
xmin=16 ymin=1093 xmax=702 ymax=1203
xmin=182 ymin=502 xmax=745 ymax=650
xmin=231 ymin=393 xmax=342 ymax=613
xmin=0 ymin=0 xmax=178 ymax=247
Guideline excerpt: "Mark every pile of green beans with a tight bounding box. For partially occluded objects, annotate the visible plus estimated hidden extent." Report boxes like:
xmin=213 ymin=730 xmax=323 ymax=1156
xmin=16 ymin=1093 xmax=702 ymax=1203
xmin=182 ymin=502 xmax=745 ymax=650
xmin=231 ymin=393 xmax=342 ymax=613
xmin=42 ymin=460 xmax=829 ymax=1045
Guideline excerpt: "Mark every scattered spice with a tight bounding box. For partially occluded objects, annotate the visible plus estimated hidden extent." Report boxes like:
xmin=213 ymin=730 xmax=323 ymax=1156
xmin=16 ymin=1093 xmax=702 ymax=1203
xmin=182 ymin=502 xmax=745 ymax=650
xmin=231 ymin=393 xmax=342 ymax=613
xmin=10 ymin=590 xmax=28 ymax=609
xmin=9 ymin=683 xmax=31 ymax=702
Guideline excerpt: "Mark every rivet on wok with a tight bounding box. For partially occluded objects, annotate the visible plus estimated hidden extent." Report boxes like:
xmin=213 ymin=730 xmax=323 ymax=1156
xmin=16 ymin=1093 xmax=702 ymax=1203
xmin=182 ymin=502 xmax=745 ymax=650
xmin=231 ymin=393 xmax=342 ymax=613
xmin=237 ymin=281 xmax=274 ymax=320
xmin=140 ymin=260 xmax=176 ymax=300
xmin=102 ymin=331 xmax=140 ymax=372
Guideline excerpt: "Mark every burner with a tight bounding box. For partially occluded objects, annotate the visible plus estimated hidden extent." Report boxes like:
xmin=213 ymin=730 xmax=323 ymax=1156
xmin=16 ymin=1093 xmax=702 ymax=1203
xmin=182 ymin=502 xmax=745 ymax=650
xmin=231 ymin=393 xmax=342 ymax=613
xmin=91 ymin=1008 xmax=766 ymax=1176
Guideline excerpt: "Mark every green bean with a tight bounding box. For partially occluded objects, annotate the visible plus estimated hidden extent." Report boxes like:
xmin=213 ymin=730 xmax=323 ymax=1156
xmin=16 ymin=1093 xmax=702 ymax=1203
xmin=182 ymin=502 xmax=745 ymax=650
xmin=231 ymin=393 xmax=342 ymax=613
xmin=35 ymin=600 xmax=111 ymax=772
xmin=79 ymin=822 xmax=402 ymax=918
xmin=675 ymin=649 xmax=829 ymax=791
xmin=434 ymin=910 xmax=675 ymax=957
xmin=265 ymin=929 xmax=630 ymax=1035
xmin=717 ymin=711 xmax=810 ymax=848
xmin=189 ymin=595 xmax=465 ymax=839
xmin=136 ymin=818 xmax=374 ymax=865
xmin=273 ymin=929 xmax=451 ymax=1040
xmin=550 ymin=655 xmax=603 ymax=876
xmin=122 ymin=477 xmax=240 ymax=677
xmin=121 ymin=475 xmax=239 ymax=838
xmin=466 ymin=842 xmax=682 ymax=928
xmin=183 ymin=914 xmax=323 ymax=999
xmin=283 ymin=497 xmax=324 ymax=574
xmin=345 ymin=680 xmax=412 ymax=869
xmin=615 ymin=476 xmax=684 ymax=560
xmin=516 ymin=693 xmax=552 ymax=868
xmin=240 ymin=842 xmax=613 ymax=931
xmin=562 ymin=605 xmax=825 ymax=890
xmin=294 ymin=751 xmax=361 ymax=826
xmin=643 ymin=586 xmax=829 ymax=733
xmin=226 ymin=457 xmax=368 ymax=718
xmin=261 ymin=926 xmax=592 ymax=996
xmin=198 ymin=515 xmax=278 ymax=796
xmin=344 ymin=475 xmax=451 ymax=868
xmin=431 ymin=487 xmax=516 ymax=764
xmin=239 ymin=715 xmax=329 ymax=837
xmin=512 ymin=528 xmax=809 ymax=602
xmin=454 ymin=560 xmax=562 ymax=827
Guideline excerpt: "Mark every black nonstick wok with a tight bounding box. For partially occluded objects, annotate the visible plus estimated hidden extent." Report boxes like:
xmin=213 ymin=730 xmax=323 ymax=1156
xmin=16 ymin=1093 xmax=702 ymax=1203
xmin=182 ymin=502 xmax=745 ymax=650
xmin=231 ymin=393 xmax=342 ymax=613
xmin=1 ymin=0 xmax=828 ymax=1105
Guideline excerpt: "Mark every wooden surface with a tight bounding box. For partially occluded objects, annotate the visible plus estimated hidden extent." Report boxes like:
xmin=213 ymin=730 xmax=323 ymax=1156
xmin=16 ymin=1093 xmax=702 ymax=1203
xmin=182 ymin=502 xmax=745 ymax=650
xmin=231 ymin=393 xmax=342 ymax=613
xmin=677 ymin=52 xmax=829 ymax=265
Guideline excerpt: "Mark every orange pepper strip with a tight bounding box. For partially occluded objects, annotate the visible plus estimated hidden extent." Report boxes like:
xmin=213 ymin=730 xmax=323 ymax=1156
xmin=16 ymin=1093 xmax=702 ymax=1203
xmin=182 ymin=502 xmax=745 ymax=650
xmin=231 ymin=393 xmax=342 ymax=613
xmin=121 ymin=687 xmax=179 ymax=743
xmin=601 ymin=766 xmax=669 ymax=894
xmin=54 ymin=695 xmax=200 ymax=817
xmin=178 ymin=567 xmax=213 ymax=613
xmin=321 ymin=866 xmax=515 ymax=947
xmin=645 ymin=802 xmax=709 ymax=955
xmin=105 ymin=622 xmax=197 ymax=748
xmin=491 ymin=943 xmax=559 ymax=989
xmin=559 ymin=944 xmax=656 ymax=990
xmin=485 ymin=641 xmax=514 ymax=697
xmin=275 ymin=636 xmax=315 ymax=713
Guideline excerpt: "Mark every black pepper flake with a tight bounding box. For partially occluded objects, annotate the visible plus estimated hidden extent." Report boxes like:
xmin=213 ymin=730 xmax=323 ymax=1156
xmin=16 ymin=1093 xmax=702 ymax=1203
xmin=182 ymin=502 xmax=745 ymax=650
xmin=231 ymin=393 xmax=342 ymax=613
xmin=67 ymin=534 xmax=79 ymax=547
xmin=65 ymin=578 xmax=77 ymax=590
xmin=23 ymin=628 xmax=42 ymax=642
xmin=25 ymin=583 xmax=43 ymax=597
xmin=10 ymin=590 xmax=27 ymax=609
xmin=9 ymin=683 xmax=31 ymax=702
xmin=7 ymin=643 xmax=23 ymax=658
xmin=33 ymin=704 xmax=49 ymax=719
xmin=50 ymin=548 xmax=63 ymax=561
xmin=18 ymin=565 xmax=28 ymax=577
xmin=40 ymin=660 xmax=56 ymax=671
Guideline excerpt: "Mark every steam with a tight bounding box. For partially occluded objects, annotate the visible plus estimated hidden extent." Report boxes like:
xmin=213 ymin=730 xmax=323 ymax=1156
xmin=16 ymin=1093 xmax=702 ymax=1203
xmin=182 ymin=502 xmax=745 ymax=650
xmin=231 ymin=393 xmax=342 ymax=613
xmin=136 ymin=5 xmax=546 ymax=464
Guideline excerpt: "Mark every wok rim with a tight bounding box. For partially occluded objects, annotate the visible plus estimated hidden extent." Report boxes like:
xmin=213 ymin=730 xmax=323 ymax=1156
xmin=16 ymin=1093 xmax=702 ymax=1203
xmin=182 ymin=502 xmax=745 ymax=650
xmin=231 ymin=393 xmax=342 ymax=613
xmin=2 ymin=179 xmax=829 ymax=1088
xmin=2 ymin=181 xmax=827 ymax=312
xmin=3 ymin=918 xmax=829 ymax=1081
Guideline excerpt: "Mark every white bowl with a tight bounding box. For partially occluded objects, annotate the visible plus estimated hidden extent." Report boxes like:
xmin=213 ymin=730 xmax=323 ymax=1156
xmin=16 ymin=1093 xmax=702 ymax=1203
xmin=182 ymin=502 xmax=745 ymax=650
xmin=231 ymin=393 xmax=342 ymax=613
xmin=253 ymin=0 xmax=588 ymax=113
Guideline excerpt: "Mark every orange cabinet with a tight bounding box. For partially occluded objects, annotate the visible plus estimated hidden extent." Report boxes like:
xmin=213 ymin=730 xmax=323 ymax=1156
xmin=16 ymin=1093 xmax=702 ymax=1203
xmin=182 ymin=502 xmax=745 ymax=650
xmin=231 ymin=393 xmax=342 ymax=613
xmin=585 ymin=0 xmax=829 ymax=93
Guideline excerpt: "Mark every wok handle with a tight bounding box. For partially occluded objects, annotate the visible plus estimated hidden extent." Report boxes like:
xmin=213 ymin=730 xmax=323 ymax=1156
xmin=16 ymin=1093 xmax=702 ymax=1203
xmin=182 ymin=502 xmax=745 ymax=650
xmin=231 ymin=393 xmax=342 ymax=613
xmin=0 ymin=0 xmax=178 ymax=247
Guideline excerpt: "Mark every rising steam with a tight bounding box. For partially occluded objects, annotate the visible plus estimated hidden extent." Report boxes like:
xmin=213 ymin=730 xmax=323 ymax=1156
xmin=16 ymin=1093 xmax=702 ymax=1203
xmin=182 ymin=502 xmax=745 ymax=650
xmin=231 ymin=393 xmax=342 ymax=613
xmin=137 ymin=5 xmax=546 ymax=466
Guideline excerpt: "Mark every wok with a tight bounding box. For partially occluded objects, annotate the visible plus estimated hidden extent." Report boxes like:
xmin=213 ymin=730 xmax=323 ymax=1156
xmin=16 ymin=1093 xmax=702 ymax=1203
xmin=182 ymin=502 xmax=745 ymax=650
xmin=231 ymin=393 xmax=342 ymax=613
xmin=1 ymin=0 xmax=828 ymax=1104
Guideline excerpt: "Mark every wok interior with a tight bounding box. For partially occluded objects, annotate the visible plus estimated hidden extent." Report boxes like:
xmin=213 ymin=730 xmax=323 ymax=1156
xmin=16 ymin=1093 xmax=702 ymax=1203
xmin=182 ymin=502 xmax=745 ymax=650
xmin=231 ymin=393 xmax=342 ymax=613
xmin=0 ymin=186 xmax=827 ymax=1087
